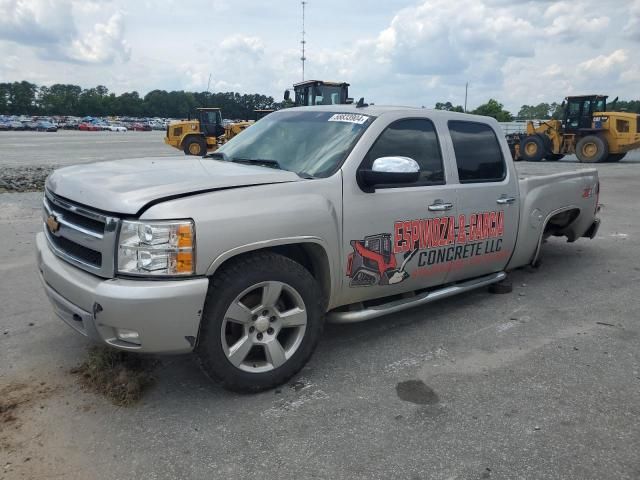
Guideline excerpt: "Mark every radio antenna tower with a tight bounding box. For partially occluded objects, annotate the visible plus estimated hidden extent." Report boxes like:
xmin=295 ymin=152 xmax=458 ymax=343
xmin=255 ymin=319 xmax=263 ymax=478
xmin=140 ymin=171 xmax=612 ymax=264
xmin=300 ymin=1 xmax=307 ymax=81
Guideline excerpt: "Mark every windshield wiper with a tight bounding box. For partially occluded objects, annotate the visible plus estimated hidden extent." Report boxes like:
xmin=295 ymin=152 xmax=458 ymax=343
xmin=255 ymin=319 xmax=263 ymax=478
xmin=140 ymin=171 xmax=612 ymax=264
xmin=296 ymin=171 xmax=316 ymax=179
xmin=204 ymin=151 xmax=228 ymax=160
xmin=231 ymin=158 xmax=281 ymax=169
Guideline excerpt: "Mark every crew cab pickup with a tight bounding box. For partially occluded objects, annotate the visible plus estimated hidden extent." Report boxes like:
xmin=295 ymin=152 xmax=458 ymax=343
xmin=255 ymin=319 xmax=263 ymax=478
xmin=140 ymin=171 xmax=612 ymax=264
xmin=36 ymin=106 xmax=601 ymax=391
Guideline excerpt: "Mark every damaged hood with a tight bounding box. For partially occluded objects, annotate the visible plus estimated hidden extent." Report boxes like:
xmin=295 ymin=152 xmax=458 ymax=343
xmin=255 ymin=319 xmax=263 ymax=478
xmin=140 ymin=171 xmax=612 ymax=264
xmin=46 ymin=156 xmax=302 ymax=214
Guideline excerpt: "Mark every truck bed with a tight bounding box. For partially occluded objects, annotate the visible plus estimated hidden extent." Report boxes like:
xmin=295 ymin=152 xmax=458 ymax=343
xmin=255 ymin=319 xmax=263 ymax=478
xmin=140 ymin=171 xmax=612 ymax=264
xmin=507 ymin=163 xmax=599 ymax=270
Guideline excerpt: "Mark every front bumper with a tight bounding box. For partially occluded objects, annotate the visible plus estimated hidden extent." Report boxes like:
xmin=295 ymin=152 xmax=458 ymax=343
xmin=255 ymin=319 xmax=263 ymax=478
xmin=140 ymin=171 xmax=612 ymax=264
xmin=36 ymin=233 xmax=209 ymax=353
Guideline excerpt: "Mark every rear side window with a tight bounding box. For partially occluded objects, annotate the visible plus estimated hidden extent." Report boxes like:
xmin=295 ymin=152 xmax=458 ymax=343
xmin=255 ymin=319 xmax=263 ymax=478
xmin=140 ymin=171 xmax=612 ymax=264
xmin=362 ymin=118 xmax=444 ymax=186
xmin=448 ymin=121 xmax=506 ymax=183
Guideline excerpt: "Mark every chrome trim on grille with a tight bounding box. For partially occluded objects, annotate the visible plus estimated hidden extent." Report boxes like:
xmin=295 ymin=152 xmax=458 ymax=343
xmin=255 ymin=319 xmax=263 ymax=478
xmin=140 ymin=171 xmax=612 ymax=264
xmin=43 ymin=190 xmax=120 ymax=278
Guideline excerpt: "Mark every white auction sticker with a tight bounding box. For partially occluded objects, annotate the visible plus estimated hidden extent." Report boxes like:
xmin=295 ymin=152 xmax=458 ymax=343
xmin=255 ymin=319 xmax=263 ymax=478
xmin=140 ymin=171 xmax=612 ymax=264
xmin=327 ymin=113 xmax=370 ymax=125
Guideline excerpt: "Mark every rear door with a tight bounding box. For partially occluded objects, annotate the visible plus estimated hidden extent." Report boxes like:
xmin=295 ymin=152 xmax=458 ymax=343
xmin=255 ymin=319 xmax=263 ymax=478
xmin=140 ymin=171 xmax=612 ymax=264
xmin=340 ymin=116 xmax=457 ymax=305
xmin=444 ymin=120 xmax=519 ymax=282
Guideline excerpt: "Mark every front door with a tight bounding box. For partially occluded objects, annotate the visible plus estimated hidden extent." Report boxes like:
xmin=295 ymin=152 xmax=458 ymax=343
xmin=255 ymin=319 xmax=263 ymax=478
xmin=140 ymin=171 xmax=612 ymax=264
xmin=201 ymin=110 xmax=223 ymax=137
xmin=341 ymin=117 xmax=457 ymax=306
xmin=444 ymin=120 xmax=519 ymax=282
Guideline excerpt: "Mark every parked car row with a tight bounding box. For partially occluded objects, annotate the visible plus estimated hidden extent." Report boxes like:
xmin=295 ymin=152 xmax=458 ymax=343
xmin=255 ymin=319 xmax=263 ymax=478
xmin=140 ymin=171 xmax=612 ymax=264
xmin=0 ymin=115 xmax=174 ymax=132
xmin=0 ymin=119 xmax=58 ymax=132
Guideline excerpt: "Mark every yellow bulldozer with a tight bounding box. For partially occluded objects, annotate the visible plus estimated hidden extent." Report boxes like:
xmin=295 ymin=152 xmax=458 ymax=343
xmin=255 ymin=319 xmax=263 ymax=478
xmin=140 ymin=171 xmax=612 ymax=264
xmin=513 ymin=95 xmax=640 ymax=163
xmin=164 ymin=107 xmax=253 ymax=156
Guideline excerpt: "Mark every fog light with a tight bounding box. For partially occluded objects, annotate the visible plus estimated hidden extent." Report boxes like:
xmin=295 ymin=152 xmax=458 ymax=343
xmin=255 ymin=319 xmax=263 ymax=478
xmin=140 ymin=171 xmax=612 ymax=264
xmin=115 ymin=328 xmax=141 ymax=345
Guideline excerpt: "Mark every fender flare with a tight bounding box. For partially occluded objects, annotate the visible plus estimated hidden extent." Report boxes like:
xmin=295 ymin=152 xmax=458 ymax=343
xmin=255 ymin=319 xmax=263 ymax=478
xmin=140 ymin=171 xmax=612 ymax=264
xmin=530 ymin=205 xmax=580 ymax=265
xmin=205 ymin=236 xmax=336 ymax=304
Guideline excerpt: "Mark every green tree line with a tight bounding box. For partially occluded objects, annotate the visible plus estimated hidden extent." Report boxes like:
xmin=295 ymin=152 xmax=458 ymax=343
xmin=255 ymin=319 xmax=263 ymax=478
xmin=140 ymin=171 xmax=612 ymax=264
xmin=517 ymin=100 xmax=640 ymax=120
xmin=435 ymin=98 xmax=514 ymax=121
xmin=0 ymin=81 xmax=280 ymax=119
xmin=437 ymin=98 xmax=640 ymax=122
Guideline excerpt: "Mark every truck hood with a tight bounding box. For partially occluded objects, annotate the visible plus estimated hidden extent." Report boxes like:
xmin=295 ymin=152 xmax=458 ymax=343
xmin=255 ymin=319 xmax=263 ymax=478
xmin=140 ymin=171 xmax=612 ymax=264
xmin=46 ymin=157 xmax=302 ymax=215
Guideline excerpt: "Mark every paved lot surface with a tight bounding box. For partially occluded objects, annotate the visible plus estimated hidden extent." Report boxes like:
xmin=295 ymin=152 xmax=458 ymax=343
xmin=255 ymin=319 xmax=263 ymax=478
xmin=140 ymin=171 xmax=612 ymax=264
xmin=1 ymin=133 xmax=639 ymax=479
xmin=0 ymin=130 xmax=175 ymax=167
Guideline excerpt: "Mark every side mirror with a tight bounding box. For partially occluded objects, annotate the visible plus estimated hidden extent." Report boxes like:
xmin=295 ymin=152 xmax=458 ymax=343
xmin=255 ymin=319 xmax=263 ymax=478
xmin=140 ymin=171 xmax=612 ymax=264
xmin=359 ymin=156 xmax=420 ymax=192
xmin=284 ymin=90 xmax=290 ymax=101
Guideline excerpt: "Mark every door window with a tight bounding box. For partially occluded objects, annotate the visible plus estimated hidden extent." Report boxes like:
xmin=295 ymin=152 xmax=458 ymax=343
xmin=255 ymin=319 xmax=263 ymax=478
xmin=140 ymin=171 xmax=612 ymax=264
xmin=361 ymin=118 xmax=444 ymax=186
xmin=448 ymin=121 xmax=505 ymax=183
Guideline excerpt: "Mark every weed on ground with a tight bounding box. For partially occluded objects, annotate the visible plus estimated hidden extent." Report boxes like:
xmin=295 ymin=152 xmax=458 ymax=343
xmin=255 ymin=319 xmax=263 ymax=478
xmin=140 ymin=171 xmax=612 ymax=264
xmin=71 ymin=346 xmax=159 ymax=406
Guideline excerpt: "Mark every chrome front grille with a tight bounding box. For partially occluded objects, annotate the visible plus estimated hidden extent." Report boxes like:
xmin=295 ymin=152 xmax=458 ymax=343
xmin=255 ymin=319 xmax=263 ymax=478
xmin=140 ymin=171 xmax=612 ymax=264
xmin=43 ymin=190 xmax=120 ymax=278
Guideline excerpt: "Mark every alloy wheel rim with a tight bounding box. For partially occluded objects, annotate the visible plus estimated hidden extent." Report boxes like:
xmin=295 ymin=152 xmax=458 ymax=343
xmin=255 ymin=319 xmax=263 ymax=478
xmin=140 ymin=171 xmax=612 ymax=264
xmin=525 ymin=142 xmax=537 ymax=155
xmin=220 ymin=281 xmax=308 ymax=373
xmin=582 ymin=142 xmax=597 ymax=158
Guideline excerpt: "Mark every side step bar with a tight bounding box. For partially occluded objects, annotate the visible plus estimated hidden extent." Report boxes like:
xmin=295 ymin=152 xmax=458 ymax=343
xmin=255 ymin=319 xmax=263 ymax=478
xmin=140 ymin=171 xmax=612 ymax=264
xmin=327 ymin=271 xmax=507 ymax=324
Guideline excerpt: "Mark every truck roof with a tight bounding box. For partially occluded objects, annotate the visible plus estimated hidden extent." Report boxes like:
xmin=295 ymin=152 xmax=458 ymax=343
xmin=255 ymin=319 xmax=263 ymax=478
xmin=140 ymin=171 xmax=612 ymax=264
xmin=284 ymin=104 xmax=497 ymax=122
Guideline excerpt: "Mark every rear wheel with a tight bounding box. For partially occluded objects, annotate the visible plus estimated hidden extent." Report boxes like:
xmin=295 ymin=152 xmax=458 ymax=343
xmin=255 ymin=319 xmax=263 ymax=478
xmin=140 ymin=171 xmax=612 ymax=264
xmin=520 ymin=135 xmax=545 ymax=162
xmin=183 ymin=136 xmax=206 ymax=156
xmin=197 ymin=252 xmax=324 ymax=392
xmin=605 ymin=153 xmax=626 ymax=163
xmin=576 ymin=135 xmax=609 ymax=163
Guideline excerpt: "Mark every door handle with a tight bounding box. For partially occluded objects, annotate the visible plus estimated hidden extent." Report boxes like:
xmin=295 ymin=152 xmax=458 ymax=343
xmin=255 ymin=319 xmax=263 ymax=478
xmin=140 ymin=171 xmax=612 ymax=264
xmin=496 ymin=196 xmax=516 ymax=205
xmin=428 ymin=202 xmax=453 ymax=211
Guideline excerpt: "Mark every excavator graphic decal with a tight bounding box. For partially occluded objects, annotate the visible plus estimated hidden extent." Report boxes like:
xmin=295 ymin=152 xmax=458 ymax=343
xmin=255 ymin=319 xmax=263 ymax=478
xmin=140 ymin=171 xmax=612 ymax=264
xmin=346 ymin=233 xmax=417 ymax=287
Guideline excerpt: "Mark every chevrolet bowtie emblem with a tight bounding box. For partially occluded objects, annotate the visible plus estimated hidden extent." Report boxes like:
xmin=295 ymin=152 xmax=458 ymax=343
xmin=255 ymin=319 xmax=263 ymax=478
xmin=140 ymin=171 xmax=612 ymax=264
xmin=46 ymin=214 xmax=60 ymax=234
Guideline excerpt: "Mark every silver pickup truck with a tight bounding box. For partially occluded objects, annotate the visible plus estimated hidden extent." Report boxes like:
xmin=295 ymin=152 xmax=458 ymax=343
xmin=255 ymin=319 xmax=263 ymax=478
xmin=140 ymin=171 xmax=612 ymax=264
xmin=36 ymin=106 xmax=601 ymax=391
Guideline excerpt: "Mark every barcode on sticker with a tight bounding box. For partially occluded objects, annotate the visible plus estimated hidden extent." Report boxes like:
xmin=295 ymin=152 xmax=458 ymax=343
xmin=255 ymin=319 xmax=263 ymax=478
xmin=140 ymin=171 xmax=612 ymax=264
xmin=328 ymin=114 xmax=370 ymax=125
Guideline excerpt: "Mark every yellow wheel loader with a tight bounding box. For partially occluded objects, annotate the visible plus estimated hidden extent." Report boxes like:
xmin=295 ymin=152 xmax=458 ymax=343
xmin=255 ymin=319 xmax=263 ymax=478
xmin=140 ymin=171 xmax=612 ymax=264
xmin=164 ymin=107 xmax=251 ymax=156
xmin=512 ymin=95 xmax=640 ymax=163
xmin=284 ymin=80 xmax=352 ymax=106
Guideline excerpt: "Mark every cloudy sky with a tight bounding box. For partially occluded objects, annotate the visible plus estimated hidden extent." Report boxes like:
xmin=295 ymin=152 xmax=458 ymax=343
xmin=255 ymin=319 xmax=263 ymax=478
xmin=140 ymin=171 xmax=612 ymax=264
xmin=0 ymin=0 xmax=638 ymax=111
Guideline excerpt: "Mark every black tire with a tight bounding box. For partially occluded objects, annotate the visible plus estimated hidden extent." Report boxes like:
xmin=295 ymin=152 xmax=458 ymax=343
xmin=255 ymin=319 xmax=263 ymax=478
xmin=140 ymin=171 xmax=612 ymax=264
xmin=546 ymin=154 xmax=564 ymax=161
xmin=196 ymin=252 xmax=325 ymax=393
xmin=183 ymin=136 xmax=206 ymax=156
xmin=605 ymin=153 xmax=626 ymax=163
xmin=576 ymin=135 xmax=609 ymax=163
xmin=520 ymin=135 xmax=545 ymax=162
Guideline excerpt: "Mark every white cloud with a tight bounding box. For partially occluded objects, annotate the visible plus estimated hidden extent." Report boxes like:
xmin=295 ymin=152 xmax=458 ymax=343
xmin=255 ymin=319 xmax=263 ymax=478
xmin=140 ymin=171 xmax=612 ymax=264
xmin=69 ymin=11 xmax=131 ymax=63
xmin=624 ymin=0 xmax=640 ymax=41
xmin=0 ymin=0 xmax=76 ymax=45
xmin=578 ymin=49 xmax=628 ymax=77
xmin=0 ymin=0 xmax=129 ymax=64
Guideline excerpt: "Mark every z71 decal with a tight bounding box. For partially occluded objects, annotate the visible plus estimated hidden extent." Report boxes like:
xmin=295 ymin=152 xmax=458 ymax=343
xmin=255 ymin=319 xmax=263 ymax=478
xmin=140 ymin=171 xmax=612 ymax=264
xmin=346 ymin=211 xmax=509 ymax=287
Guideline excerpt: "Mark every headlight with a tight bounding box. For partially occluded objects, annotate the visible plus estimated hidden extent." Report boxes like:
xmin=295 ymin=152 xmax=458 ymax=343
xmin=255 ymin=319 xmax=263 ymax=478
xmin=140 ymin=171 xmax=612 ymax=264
xmin=117 ymin=220 xmax=195 ymax=276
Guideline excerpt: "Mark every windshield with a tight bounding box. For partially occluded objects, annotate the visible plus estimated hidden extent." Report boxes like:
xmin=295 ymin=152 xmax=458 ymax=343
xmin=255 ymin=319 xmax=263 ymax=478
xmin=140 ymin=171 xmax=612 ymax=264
xmin=214 ymin=110 xmax=374 ymax=178
xmin=314 ymin=86 xmax=344 ymax=105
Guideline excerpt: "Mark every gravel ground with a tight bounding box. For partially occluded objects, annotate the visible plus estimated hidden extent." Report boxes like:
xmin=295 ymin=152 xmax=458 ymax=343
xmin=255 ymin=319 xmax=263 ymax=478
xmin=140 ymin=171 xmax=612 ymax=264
xmin=0 ymin=165 xmax=57 ymax=193
xmin=1 ymin=132 xmax=639 ymax=480
xmin=0 ymin=130 xmax=177 ymax=193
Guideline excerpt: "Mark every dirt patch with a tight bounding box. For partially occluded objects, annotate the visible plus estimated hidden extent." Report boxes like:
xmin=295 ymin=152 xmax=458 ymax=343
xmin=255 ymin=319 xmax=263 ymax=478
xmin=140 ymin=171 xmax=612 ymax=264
xmin=0 ymin=381 xmax=56 ymax=453
xmin=71 ymin=346 xmax=159 ymax=406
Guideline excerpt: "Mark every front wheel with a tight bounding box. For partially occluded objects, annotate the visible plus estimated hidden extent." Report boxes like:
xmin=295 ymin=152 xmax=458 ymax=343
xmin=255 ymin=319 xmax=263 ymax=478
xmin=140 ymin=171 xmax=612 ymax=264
xmin=183 ymin=136 xmax=206 ymax=156
xmin=197 ymin=252 xmax=325 ymax=392
xmin=520 ymin=135 xmax=545 ymax=162
xmin=576 ymin=135 xmax=609 ymax=163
